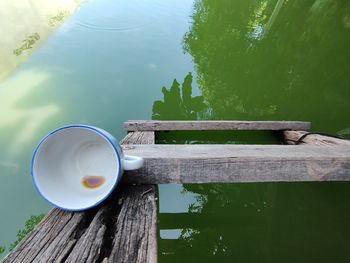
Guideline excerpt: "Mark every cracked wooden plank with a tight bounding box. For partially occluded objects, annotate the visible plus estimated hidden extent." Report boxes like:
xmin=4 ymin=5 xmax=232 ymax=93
xmin=106 ymin=185 xmax=157 ymax=263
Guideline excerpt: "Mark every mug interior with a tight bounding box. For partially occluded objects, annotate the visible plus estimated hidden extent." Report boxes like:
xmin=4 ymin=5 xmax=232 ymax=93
xmin=32 ymin=126 xmax=120 ymax=210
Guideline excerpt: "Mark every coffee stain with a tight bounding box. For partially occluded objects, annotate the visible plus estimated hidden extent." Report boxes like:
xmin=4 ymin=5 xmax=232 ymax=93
xmin=82 ymin=175 xmax=106 ymax=188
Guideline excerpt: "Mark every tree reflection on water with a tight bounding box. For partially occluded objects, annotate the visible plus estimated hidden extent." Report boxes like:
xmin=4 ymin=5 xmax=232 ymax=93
xmin=152 ymin=72 xmax=280 ymax=261
xmin=152 ymin=72 xmax=208 ymax=120
xmin=154 ymin=1 xmax=350 ymax=261
xmin=158 ymin=181 xmax=350 ymax=262
xmin=183 ymin=0 xmax=350 ymax=133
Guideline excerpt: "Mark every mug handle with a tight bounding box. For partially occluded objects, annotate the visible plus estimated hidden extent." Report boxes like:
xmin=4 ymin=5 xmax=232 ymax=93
xmin=123 ymin=155 xmax=144 ymax=170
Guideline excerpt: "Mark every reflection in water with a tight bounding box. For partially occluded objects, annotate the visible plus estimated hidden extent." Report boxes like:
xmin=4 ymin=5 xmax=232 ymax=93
xmin=152 ymin=73 xmax=279 ymax=144
xmin=0 ymin=0 xmax=83 ymax=81
xmin=0 ymin=0 xmax=349 ymax=260
xmin=262 ymin=0 xmax=285 ymax=37
xmin=158 ymin=1 xmax=350 ymax=261
xmin=338 ymin=127 xmax=350 ymax=139
xmin=0 ymin=0 xmax=197 ymax=258
xmin=0 ymin=161 xmax=19 ymax=176
xmin=152 ymin=72 xmax=208 ymax=120
xmin=9 ymin=214 xmax=45 ymax=251
xmin=183 ymin=0 xmax=350 ymax=133
xmin=48 ymin=10 xmax=71 ymax=27
xmin=0 ymin=69 xmax=59 ymax=156
xmin=183 ymin=0 xmax=279 ymax=119
xmin=0 ymin=214 xmax=45 ymax=255
xmin=159 ymin=183 xmax=350 ymax=262
xmin=13 ymin=33 xmax=40 ymax=56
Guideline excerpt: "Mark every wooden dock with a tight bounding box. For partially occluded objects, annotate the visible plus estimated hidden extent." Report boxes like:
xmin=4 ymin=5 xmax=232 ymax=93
xmin=124 ymin=120 xmax=310 ymax=131
xmin=2 ymin=120 xmax=350 ymax=263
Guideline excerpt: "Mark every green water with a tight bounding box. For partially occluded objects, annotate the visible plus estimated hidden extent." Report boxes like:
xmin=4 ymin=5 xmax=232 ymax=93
xmin=1 ymin=0 xmax=350 ymax=261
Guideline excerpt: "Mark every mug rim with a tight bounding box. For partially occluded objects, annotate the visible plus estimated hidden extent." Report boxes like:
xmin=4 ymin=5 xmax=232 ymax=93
xmin=31 ymin=124 xmax=122 ymax=211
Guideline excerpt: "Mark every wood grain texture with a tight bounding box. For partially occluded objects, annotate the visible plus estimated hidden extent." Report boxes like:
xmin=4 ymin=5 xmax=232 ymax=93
xmin=106 ymin=185 xmax=157 ymax=263
xmin=120 ymin=131 xmax=155 ymax=145
xmin=116 ymin=131 xmax=158 ymax=263
xmin=1 ymin=209 xmax=85 ymax=263
xmin=124 ymin=120 xmax=310 ymax=131
xmin=283 ymin=130 xmax=350 ymax=146
xmin=2 ymin=132 xmax=157 ymax=263
xmin=122 ymin=144 xmax=350 ymax=183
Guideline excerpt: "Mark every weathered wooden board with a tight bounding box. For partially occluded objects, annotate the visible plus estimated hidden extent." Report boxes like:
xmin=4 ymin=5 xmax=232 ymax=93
xmin=1 ymin=185 xmax=157 ymax=263
xmin=1 ymin=209 xmax=85 ymax=263
xmin=119 ymin=131 xmax=157 ymax=263
xmin=123 ymin=144 xmax=350 ymax=183
xmin=2 ymin=132 xmax=157 ymax=263
xmin=124 ymin=120 xmax=310 ymax=131
xmin=283 ymin=130 xmax=350 ymax=146
xmin=104 ymin=185 xmax=158 ymax=263
xmin=120 ymin=131 xmax=155 ymax=145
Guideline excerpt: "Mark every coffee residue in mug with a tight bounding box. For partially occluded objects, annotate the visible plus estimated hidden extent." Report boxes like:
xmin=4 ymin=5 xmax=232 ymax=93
xmin=82 ymin=175 xmax=106 ymax=189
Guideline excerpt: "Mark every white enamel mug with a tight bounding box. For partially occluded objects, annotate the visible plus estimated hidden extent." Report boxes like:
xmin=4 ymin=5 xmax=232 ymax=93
xmin=31 ymin=125 xmax=143 ymax=211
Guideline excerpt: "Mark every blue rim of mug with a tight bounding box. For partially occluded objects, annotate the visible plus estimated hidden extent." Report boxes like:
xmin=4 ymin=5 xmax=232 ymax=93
xmin=31 ymin=124 xmax=122 ymax=211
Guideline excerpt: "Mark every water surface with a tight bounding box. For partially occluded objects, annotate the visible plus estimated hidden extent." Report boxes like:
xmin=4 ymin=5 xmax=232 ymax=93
xmin=0 ymin=0 xmax=196 ymax=256
xmin=1 ymin=0 xmax=350 ymax=261
xmin=155 ymin=0 xmax=350 ymax=262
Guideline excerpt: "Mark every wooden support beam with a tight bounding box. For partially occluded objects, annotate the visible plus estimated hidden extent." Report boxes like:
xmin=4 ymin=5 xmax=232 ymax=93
xmin=122 ymin=144 xmax=350 ymax=183
xmin=2 ymin=132 xmax=157 ymax=263
xmin=124 ymin=120 xmax=310 ymax=132
xmin=283 ymin=130 xmax=350 ymax=146
xmin=118 ymin=131 xmax=158 ymax=263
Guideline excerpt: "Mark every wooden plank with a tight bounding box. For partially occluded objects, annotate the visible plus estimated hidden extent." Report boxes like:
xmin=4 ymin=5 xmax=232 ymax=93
xmin=117 ymin=131 xmax=157 ymax=263
xmin=124 ymin=120 xmax=310 ymax=131
xmin=106 ymin=185 xmax=157 ymax=263
xmin=1 ymin=209 xmax=86 ymax=263
xmin=120 ymin=131 xmax=155 ymax=145
xmin=283 ymin=130 xmax=350 ymax=146
xmin=2 ymin=132 xmax=157 ymax=263
xmin=122 ymin=144 xmax=350 ymax=183
xmin=123 ymin=144 xmax=350 ymax=159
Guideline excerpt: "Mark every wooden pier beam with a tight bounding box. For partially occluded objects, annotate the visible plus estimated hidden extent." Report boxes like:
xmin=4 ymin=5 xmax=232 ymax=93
xmin=3 ymin=120 xmax=349 ymax=262
xmin=2 ymin=131 xmax=157 ymax=263
xmin=124 ymin=120 xmax=310 ymax=131
xmin=123 ymin=144 xmax=350 ymax=183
